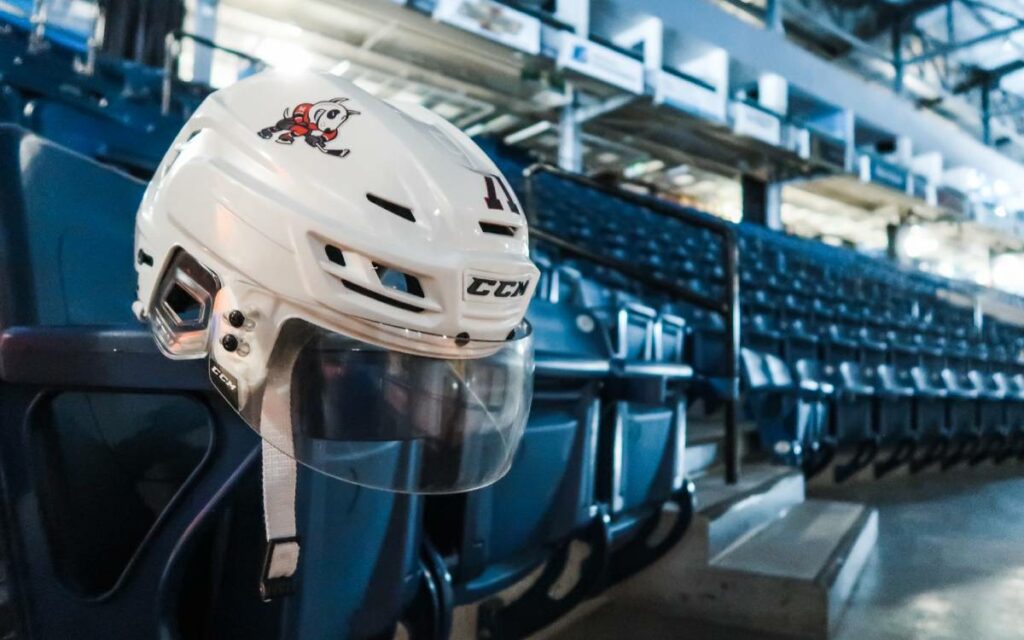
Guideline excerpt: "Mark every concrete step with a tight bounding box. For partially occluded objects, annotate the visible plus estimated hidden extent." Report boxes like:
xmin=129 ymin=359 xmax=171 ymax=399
xmin=684 ymin=441 xmax=720 ymax=478
xmin=696 ymin=464 xmax=805 ymax=561
xmin=698 ymin=499 xmax=878 ymax=638
xmin=540 ymin=465 xmax=877 ymax=640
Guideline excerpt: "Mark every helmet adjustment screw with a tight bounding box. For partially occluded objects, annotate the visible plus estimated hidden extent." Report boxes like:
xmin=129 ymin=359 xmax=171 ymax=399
xmin=455 ymin=332 xmax=470 ymax=347
xmin=228 ymin=310 xmax=246 ymax=328
xmin=221 ymin=334 xmax=239 ymax=352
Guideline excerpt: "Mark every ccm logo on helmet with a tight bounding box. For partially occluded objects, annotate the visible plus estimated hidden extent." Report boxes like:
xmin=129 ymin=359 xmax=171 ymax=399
xmin=466 ymin=276 xmax=530 ymax=299
xmin=209 ymin=360 xmax=240 ymax=409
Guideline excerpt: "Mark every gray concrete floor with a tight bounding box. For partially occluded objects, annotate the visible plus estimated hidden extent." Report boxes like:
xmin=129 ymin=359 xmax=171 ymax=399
xmin=816 ymin=465 xmax=1024 ymax=640
xmin=542 ymin=465 xmax=1024 ymax=640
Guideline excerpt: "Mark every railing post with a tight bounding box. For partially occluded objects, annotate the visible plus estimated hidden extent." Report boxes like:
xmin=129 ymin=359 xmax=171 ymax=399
xmin=27 ymin=0 xmax=49 ymax=53
xmin=77 ymin=6 xmax=105 ymax=76
xmin=724 ymin=230 xmax=742 ymax=484
xmin=161 ymin=32 xmax=180 ymax=116
xmin=557 ymin=84 xmax=583 ymax=173
xmin=892 ymin=17 xmax=904 ymax=94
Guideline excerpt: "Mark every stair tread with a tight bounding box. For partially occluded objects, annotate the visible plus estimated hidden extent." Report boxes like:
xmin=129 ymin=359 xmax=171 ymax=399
xmin=695 ymin=463 xmax=798 ymax=513
xmin=712 ymin=499 xmax=868 ymax=581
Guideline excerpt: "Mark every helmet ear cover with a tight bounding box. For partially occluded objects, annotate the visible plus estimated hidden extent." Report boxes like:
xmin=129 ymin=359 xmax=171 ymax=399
xmin=149 ymin=248 xmax=221 ymax=359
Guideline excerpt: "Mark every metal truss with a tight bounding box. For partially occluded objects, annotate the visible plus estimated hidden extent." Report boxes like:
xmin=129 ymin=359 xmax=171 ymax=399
xmin=727 ymin=0 xmax=1024 ymax=154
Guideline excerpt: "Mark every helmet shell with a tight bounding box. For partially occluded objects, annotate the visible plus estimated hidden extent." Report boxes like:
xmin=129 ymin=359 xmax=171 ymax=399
xmin=136 ymin=70 xmax=538 ymax=358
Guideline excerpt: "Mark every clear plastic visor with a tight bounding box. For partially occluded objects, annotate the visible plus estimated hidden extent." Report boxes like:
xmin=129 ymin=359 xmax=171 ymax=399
xmin=214 ymin=318 xmax=534 ymax=494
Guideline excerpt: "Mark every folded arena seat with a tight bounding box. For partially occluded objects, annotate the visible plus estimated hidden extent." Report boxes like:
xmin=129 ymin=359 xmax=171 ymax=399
xmin=421 ymin=282 xmax=614 ymax=640
xmin=827 ymin=359 xmax=879 ymax=480
xmin=588 ymin=287 xmax=694 ymax=584
xmin=0 ymin=126 xmax=426 ymax=640
xmin=968 ymin=344 xmax=1018 ymax=463
xmin=741 ymin=311 xmax=827 ymax=468
xmin=939 ymin=346 xmax=987 ymax=468
xmin=740 ymin=347 xmax=822 ymax=470
xmin=1004 ymin=371 xmax=1024 ymax=459
xmin=907 ymin=337 xmax=954 ymax=472
xmin=846 ymin=327 xmax=916 ymax=478
xmin=816 ymin=325 xmax=881 ymax=482
xmin=989 ymin=346 xmax=1024 ymax=459
xmin=791 ymin=358 xmax=835 ymax=475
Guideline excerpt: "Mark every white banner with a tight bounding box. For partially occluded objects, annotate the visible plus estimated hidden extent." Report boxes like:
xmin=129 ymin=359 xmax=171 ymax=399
xmin=732 ymin=101 xmax=781 ymax=146
xmin=557 ymin=33 xmax=645 ymax=94
xmin=654 ymin=71 xmax=725 ymax=122
xmin=433 ymin=0 xmax=541 ymax=55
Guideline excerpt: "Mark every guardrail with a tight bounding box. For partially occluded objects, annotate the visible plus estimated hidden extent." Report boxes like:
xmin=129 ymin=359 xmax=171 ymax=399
xmin=162 ymin=30 xmax=265 ymax=115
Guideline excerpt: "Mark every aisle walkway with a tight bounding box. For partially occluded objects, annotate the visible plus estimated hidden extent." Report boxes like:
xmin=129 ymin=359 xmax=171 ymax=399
xmin=542 ymin=465 xmax=1024 ymax=639
xmin=819 ymin=466 xmax=1024 ymax=640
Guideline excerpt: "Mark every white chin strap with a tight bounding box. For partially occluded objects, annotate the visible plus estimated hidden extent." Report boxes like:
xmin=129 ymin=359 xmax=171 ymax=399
xmin=258 ymin=383 xmax=300 ymax=600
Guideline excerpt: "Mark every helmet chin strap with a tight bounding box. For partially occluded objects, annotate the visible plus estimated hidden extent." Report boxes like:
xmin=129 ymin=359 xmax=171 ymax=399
xmin=260 ymin=443 xmax=299 ymax=601
xmin=258 ymin=373 xmax=300 ymax=601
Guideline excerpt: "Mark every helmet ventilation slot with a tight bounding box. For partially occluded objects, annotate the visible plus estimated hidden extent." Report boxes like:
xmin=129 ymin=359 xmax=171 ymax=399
xmin=479 ymin=222 xmax=517 ymax=237
xmin=341 ymin=280 xmax=424 ymax=313
xmin=373 ymin=263 xmax=425 ymax=298
xmin=324 ymin=244 xmax=346 ymax=266
xmin=162 ymin=129 xmax=205 ymax=177
xmin=366 ymin=193 xmax=415 ymax=222
xmin=164 ymin=283 xmax=204 ymax=325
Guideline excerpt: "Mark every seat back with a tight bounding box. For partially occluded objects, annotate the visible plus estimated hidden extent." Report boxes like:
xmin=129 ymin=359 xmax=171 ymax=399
xmin=604 ymin=303 xmax=680 ymax=517
xmin=429 ymin=297 xmax=609 ymax=597
xmin=24 ymin=99 xmax=176 ymax=175
xmin=0 ymin=85 xmax=22 ymax=124
xmin=655 ymin=313 xmax=687 ymax=364
xmin=0 ymin=127 xmax=420 ymax=640
xmin=740 ymin=348 xmax=772 ymax=390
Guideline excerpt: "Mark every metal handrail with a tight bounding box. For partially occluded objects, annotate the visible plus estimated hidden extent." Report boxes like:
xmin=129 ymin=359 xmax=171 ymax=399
xmin=27 ymin=0 xmax=48 ymax=53
xmin=524 ymin=162 xmax=743 ymax=484
xmin=161 ymin=29 xmax=265 ymax=115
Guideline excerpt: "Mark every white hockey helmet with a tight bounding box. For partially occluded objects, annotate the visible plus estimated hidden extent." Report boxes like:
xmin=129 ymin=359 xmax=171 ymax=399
xmin=135 ymin=71 xmax=539 ymax=496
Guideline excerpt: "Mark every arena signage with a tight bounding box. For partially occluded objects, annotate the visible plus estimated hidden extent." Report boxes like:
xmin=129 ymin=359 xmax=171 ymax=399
xmin=654 ymin=70 xmax=725 ymax=122
xmin=868 ymin=157 xmax=909 ymax=192
xmin=732 ymin=101 xmax=781 ymax=146
xmin=937 ymin=186 xmax=968 ymax=218
xmin=557 ymin=33 xmax=645 ymax=94
xmin=433 ymin=0 xmax=541 ymax=55
xmin=808 ymin=130 xmax=848 ymax=171
xmin=910 ymin=173 xmax=931 ymax=202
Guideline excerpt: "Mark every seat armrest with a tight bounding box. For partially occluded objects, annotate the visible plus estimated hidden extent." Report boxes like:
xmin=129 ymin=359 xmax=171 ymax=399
xmin=608 ymin=359 xmax=693 ymax=405
xmin=0 ymin=326 xmax=207 ymax=390
xmin=535 ymin=354 xmax=612 ymax=379
xmin=618 ymin=361 xmax=694 ymax=380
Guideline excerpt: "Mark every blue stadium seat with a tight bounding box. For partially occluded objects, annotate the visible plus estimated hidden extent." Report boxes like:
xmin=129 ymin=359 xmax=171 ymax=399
xmin=573 ymin=284 xmax=693 ymax=584
xmin=423 ymin=295 xmax=611 ymax=639
xmin=939 ymin=352 xmax=985 ymax=468
xmin=480 ymin=136 xmax=1024 ymax=488
xmin=0 ymin=85 xmax=21 ymax=124
xmin=741 ymin=348 xmax=816 ymax=467
xmin=0 ymin=126 xmax=424 ymax=640
xmin=23 ymin=98 xmax=177 ymax=175
xmin=827 ymin=360 xmax=879 ymax=480
xmin=792 ymin=358 xmax=834 ymax=475
xmin=604 ymin=317 xmax=693 ymax=584
xmin=908 ymin=361 xmax=953 ymax=472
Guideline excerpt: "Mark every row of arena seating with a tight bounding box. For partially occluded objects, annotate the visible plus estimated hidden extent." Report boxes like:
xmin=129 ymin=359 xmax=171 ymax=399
xmin=3 ymin=27 xmax=1024 ymax=638
xmin=0 ymin=23 xmax=205 ymax=176
xmin=0 ymin=125 xmax=695 ymax=640
xmin=0 ymin=28 xmax=701 ymax=640
xmin=482 ymin=139 xmax=1024 ymax=486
